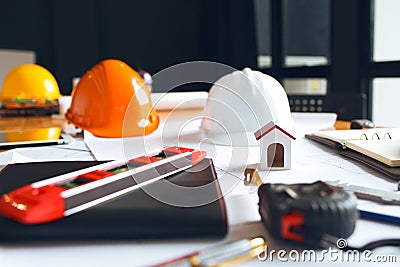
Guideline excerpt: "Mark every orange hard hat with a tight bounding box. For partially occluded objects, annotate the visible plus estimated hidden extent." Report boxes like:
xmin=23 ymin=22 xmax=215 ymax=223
xmin=65 ymin=59 xmax=159 ymax=137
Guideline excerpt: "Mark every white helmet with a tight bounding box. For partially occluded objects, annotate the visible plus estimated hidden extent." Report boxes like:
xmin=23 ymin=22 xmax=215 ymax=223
xmin=200 ymin=68 xmax=293 ymax=146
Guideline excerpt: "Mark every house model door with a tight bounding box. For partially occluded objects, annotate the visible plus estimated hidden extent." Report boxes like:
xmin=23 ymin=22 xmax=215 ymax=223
xmin=267 ymin=143 xmax=284 ymax=167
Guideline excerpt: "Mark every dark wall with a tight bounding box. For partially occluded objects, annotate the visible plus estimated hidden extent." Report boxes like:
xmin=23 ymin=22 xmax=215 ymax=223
xmin=0 ymin=0 xmax=257 ymax=95
xmin=0 ymin=0 xmax=55 ymax=72
xmin=97 ymin=0 xmax=203 ymax=70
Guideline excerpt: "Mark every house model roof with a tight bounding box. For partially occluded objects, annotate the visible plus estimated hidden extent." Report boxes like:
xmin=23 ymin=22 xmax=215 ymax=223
xmin=254 ymin=121 xmax=296 ymax=141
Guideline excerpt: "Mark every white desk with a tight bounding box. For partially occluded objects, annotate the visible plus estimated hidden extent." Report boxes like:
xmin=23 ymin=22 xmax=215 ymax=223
xmin=0 ymin=110 xmax=399 ymax=267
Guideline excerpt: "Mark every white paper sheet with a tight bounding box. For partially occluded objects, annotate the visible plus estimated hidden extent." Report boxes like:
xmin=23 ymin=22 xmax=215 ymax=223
xmin=292 ymin=112 xmax=337 ymax=136
xmin=0 ymin=140 xmax=95 ymax=167
xmin=151 ymin=91 xmax=208 ymax=110
xmin=84 ymin=109 xmax=399 ymax=228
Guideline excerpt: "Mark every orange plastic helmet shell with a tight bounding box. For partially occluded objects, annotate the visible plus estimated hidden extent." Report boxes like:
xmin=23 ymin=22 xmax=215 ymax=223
xmin=0 ymin=64 xmax=61 ymax=100
xmin=65 ymin=59 xmax=159 ymax=138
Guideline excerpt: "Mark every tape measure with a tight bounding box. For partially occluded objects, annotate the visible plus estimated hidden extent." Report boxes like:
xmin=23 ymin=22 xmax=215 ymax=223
xmin=0 ymin=146 xmax=206 ymax=224
xmin=257 ymin=181 xmax=358 ymax=245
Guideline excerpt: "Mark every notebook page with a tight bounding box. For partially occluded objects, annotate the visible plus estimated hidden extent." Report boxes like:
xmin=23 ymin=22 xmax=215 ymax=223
xmin=345 ymin=139 xmax=400 ymax=167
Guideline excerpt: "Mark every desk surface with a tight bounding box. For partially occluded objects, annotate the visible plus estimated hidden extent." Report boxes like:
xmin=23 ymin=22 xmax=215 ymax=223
xmin=0 ymin=115 xmax=66 ymax=130
xmin=0 ymin=112 xmax=399 ymax=267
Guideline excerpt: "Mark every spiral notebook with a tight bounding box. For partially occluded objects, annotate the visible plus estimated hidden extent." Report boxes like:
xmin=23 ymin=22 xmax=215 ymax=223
xmin=312 ymin=128 xmax=400 ymax=167
xmin=306 ymin=128 xmax=400 ymax=180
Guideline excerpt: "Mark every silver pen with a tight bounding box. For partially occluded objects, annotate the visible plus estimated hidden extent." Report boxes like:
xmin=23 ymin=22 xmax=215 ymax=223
xmin=151 ymin=237 xmax=265 ymax=267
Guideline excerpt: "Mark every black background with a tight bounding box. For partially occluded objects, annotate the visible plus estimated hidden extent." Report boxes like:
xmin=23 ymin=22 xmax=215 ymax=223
xmin=0 ymin=0 xmax=256 ymax=94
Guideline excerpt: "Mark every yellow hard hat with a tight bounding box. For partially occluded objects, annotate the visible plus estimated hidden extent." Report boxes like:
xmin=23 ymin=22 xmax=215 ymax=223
xmin=0 ymin=64 xmax=61 ymax=100
xmin=66 ymin=59 xmax=159 ymax=138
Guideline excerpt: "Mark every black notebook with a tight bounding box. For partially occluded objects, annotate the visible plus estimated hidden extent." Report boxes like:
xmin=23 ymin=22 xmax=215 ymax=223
xmin=0 ymin=158 xmax=227 ymax=243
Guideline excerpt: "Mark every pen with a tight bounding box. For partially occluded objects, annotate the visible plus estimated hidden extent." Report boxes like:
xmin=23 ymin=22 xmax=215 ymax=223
xmin=152 ymin=237 xmax=265 ymax=267
xmin=358 ymin=209 xmax=400 ymax=225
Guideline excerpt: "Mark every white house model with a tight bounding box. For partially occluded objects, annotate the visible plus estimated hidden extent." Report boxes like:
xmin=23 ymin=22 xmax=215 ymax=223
xmin=254 ymin=121 xmax=296 ymax=170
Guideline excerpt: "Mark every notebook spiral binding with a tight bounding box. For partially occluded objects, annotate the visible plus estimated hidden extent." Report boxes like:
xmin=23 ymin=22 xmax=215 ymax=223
xmin=360 ymin=132 xmax=392 ymax=140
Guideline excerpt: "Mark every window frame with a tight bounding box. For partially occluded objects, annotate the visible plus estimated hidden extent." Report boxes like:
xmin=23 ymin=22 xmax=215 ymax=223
xmin=255 ymin=0 xmax=400 ymax=121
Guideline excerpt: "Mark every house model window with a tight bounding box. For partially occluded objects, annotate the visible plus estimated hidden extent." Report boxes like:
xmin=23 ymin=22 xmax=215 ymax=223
xmin=254 ymin=121 xmax=296 ymax=170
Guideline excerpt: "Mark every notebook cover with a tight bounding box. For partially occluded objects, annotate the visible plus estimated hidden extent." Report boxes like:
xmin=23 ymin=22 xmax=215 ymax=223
xmin=306 ymin=134 xmax=400 ymax=180
xmin=0 ymin=158 xmax=228 ymax=243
